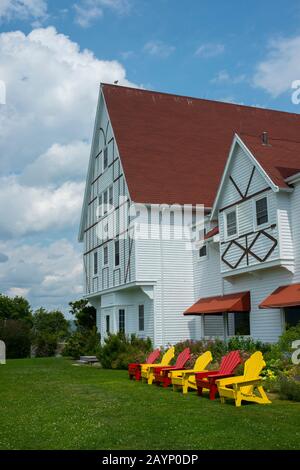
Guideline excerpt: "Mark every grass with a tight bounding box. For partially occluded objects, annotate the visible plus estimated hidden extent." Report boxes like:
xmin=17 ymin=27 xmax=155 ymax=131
xmin=0 ymin=357 xmax=299 ymax=450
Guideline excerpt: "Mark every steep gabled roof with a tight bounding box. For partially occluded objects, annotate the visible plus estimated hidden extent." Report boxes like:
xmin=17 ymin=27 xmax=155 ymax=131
xmin=102 ymin=83 xmax=300 ymax=207
xmin=239 ymin=134 xmax=300 ymax=189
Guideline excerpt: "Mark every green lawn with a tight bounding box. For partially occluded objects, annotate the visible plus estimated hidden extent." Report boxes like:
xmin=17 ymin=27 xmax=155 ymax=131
xmin=0 ymin=358 xmax=299 ymax=450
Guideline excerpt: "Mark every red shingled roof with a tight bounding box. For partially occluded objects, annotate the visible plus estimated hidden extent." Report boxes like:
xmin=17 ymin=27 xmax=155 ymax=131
xmin=102 ymin=84 xmax=300 ymax=206
xmin=239 ymin=134 xmax=300 ymax=189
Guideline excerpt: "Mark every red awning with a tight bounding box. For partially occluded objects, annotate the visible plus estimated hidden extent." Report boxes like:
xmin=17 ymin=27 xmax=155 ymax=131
xmin=259 ymin=283 xmax=300 ymax=309
xmin=184 ymin=291 xmax=251 ymax=315
xmin=204 ymin=226 xmax=219 ymax=240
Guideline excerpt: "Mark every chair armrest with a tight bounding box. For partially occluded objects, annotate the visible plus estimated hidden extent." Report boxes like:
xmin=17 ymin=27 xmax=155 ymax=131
xmin=216 ymin=376 xmax=262 ymax=387
xmin=195 ymin=370 xmax=219 ymax=379
xmin=206 ymin=373 xmax=235 ymax=381
xmin=181 ymin=369 xmax=210 ymax=379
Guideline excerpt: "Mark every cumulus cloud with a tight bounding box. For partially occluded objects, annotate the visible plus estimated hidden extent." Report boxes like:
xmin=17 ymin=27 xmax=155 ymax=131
xmin=74 ymin=0 xmax=131 ymax=27
xmin=253 ymin=36 xmax=300 ymax=97
xmin=143 ymin=40 xmax=175 ymax=58
xmin=0 ymin=25 xmax=137 ymax=310
xmin=195 ymin=43 xmax=225 ymax=58
xmin=0 ymin=239 xmax=83 ymax=312
xmin=0 ymin=26 xmax=136 ymax=174
xmin=21 ymin=141 xmax=90 ymax=186
xmin=0 ymin=0 xmax=47 ymax=23
xmin=0 ymin=176 xmax=84 ymax=238
xmin=0 ymin=253 xmax=9 ymax=263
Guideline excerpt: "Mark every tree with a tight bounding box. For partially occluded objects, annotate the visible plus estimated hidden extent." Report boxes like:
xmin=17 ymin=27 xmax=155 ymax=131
xmin=0 ymin=319 xmax=31 ymax=358
xmin=63 ymin=300 xmax=99 ymax=359
xmin=0 ymin=294 xmax=32 ymax=325
xmin=69 ymin=299 xmax=96 ymax=331
xmin=32 ymin=308 xmax=70 ymax=357
xmin=0 ymin=294 xmax=32 ymax=358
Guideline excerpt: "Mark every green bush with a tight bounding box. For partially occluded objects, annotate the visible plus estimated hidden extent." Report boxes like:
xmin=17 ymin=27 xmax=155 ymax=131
xmin=63 ymin=327 xmax=101 ymax=359
xmin=0 ymin=319 xmax=31 ymax=358
xmin=33 ymin=333 xmax=58 ymax=357
xmin=227 ymin=336 xmax=271 ymax=354
xmin=278 ymin=323 xmax=300 ymax=352
xmin=98 ymin=333 xmax=152 ymax=369
xmin=279 ymin=375 xmax=300 ymax=402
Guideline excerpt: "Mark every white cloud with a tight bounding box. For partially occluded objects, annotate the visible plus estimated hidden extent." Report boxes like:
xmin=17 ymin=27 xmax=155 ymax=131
xmin=211 ymin=70 xmax=246 ymax=84
xmin=74 ymin=0 xmax=130 ymax=27
xmin=0 ymin=25 xmax=137 ymax=310
xmin=0 ymin=239 xmax=83 ymax=312
xmin=0 ymin=0 xmax=47 ymax=23
xmin=0 ymin=26 xmax=136 ymax=174
xmin=143 ymin=40 xmax=175 ymax=58
xmin=6 ymin=287 xmax=30 ymax=297
xmin=195 ymin=43 xmax=225 ymax=58
xmin=253 ymin=36 xmax=300 ymax=97
xmin=0 ymin=176 xmax=84 ymax=237
xmin=21 ymin=141 xmax=90 ymax=186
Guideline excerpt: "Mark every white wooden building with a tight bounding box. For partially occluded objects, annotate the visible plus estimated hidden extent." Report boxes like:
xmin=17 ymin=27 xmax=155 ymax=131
xmin=186 ymin=133 xmax=300 ymax=342
xmin=79 ymin=84 xmax=300 ymax=345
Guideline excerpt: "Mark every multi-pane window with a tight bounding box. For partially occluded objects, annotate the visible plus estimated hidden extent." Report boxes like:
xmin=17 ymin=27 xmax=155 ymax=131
xmin=103 ymin=146 xmax=108 ymax=170
xmin=199 ymin=244 xmax=207 ymax=258
xmin=93 ymin=251 xmax=98 ymax=275
xmin=99 ymin=186 xmax=113 ymax=217
xmin=114 ymin=240 xmax=120 ymax=266
xmin=226 ymin=209 xmax=237 ymax=237
xmin=103 ymin=245 xmax=108 ymax=265
xmin=106 ymin=315 xmax=110 ymax=334
xmin=256 ymin=197 xmax=268 ymax=226
xmin=138 ymin=305 xmax=144 ymax=331
xmin=119 ymin=309 xmax=125 ymax=333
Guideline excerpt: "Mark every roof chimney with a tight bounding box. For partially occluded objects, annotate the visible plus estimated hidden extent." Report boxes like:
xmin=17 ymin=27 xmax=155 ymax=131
xmin=261 ymin=131 xmax=268 ymax=145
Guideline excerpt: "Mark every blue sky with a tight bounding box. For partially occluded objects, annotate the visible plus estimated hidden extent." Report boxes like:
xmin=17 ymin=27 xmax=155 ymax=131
xmin=0 ymin=0 xmax=300 ymax=316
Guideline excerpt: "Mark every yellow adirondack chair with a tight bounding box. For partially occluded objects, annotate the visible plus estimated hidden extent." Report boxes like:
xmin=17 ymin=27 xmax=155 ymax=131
xmin=170 ymin=351 xmax=213 ymax=394
xmin=216 ymin=351 xmax=271 ymax=407
xmin=141 ymin=347 xmax=175 ymax=384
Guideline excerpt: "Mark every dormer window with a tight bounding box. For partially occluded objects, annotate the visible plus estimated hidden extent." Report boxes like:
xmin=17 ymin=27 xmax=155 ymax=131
xmin=256 ymin=196 xmax=268 ymax=226
xmin=225 ymin=209 xmax=237 ymax=238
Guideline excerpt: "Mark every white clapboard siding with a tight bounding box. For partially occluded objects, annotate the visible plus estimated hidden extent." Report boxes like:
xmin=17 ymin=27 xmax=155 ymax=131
xmin=220 ymin=145 xmax=268 ymax=208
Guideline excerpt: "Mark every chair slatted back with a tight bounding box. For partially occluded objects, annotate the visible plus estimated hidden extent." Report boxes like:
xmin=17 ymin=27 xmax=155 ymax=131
xmin=161 ymin=346 xmax=175 ymax=366
xmin=219 ymin=350 xmax=241 ymax=375
xmin=193 ymin=351 xmax=213 ymax=371
xmin=241 ymin=351 xmax=266 ymax=395
xmin=174 ymin=348 xmax=190 ymax=369
xmin=146 ymin=349 xmax=161 ymax=364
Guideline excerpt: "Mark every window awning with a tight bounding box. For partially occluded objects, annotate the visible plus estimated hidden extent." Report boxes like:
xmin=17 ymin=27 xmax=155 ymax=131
xmin=204 ymin=226 xmax=219 ymax=240
xmin=259 ymin=283 xmax=300 ymax=309
xmin=184 ymin=291 xmax=251 ymax=315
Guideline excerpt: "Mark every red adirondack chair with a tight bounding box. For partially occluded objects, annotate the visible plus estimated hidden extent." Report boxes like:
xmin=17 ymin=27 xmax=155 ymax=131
xmin=153 ymin=348 xmax=191 ymax=387
xmin=128 ymin=349 xmax=160 ymax=381
xmin=195 ymin=350 xmax=241 ymax=400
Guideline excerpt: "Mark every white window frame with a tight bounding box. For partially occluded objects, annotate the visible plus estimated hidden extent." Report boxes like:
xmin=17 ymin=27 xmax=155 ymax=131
xmin=224 ymin=207 xmax=238 ymax=241
xmin=253 ymin=194 xmax=269 ymax=231
xmin=103 ymin=245 xmax=109 ymax=267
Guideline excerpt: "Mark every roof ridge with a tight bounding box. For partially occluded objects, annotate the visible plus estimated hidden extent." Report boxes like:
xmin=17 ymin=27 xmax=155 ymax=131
xmin=101 ymin=82 xmax=300 ymax=118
